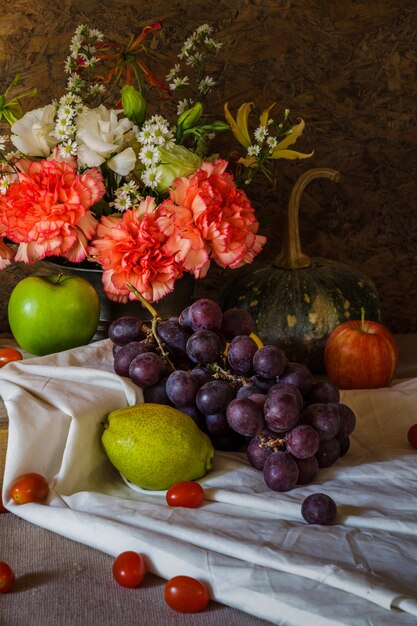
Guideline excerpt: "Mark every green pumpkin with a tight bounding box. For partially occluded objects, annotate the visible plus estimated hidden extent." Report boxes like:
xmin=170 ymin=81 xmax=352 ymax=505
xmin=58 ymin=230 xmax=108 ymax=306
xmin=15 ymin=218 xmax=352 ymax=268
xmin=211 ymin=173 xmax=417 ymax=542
xmin=220 ymin=168 xmax=380 ymax=373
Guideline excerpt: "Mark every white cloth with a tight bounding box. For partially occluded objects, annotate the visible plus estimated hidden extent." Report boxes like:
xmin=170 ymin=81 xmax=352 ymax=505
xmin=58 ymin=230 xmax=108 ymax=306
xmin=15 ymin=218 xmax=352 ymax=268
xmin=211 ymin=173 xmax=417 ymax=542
xmin=1 ymin=340 xmax=417 ymax=626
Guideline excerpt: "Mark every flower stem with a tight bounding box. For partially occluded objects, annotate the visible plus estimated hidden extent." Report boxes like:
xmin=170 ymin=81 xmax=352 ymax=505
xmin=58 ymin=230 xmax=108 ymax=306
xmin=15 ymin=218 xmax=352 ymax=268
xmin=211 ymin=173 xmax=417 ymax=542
xmin=361 ymin=307 xmax=366 ymax=333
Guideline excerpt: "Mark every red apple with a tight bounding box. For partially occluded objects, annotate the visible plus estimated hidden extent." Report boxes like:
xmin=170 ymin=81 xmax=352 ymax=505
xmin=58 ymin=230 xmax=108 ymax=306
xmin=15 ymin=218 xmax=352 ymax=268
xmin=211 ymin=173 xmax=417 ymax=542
xmin=324 ymin=309 xmax=398 ymax=389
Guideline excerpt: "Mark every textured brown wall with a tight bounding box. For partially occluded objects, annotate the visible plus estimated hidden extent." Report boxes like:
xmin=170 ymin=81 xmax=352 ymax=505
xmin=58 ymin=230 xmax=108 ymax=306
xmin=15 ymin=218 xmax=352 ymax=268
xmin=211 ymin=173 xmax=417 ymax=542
xmin=1 ymin=0 xmax=416 ymax=332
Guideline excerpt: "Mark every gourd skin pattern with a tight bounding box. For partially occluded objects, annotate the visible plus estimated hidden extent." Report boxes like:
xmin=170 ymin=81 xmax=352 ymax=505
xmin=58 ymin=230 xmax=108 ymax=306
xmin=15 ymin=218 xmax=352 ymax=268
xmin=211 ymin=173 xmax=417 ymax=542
xmin=220 ymin=257 xmax=380 ymax=373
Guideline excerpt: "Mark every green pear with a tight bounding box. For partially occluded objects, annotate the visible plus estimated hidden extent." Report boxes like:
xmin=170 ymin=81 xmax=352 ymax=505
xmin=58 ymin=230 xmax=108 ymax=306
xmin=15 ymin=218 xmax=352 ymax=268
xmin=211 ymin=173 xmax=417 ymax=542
xmin=101 ymin=403 xmax=215 ymax=490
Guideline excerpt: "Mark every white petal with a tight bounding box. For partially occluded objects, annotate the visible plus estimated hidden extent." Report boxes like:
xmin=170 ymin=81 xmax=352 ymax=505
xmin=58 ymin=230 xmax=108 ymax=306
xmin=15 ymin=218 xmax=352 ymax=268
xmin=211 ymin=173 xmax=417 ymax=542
xmin=107 ymin=147 xmax=137 ymax=176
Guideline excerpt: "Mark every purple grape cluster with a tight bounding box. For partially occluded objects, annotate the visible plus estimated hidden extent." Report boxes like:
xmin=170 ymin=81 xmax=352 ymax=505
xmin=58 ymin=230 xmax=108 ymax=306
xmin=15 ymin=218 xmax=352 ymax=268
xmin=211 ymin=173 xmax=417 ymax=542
xmin=109 ymin=298 xmax=357 ymax=490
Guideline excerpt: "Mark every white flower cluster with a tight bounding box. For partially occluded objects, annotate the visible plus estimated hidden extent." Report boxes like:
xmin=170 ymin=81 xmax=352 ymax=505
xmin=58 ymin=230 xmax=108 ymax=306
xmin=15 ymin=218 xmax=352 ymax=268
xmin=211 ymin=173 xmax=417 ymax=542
xmin=166 ymin=24 xmax=221 ymax=115
xmin=52 ymin=93 xmax=85 ymax=158
xmin=136 ymin=114 xmax=175 ymax=188
xmin=110 ymin=180 xmax=143 ymax=212
xmin=64 ymin=24 xmax=105 ymax=101
xmin=246 ymin=111 xmax=289 ymax=160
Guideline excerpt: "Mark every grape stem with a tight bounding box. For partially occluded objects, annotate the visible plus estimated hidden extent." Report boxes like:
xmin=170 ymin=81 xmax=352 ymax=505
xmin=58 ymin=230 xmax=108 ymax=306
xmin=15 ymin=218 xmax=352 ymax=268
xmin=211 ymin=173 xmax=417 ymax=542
xmin=126 ymin=282 xmax=175 ymax=370
xmin=206 ymin=362 xmax=250 ymax=387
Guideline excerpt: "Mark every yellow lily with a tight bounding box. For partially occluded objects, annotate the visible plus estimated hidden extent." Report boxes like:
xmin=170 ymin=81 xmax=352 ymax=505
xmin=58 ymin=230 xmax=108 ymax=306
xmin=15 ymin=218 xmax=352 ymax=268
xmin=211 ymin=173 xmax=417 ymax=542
xmin=224 ymin=101 xmax=254 ymax=148
xmin=224 ymin=101 xmax=313 ymax=168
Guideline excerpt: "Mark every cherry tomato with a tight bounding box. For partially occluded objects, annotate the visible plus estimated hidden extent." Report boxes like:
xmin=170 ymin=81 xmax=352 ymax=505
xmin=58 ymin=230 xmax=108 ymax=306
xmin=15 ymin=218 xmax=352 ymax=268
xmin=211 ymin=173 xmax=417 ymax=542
xmin=0 ymin=562 xmax=15 ymax=593
xmin=164 ymin=575 xmax=210 ymax=613
xmin=9 ymin=472 xmax=49 ymax=504
xmin=0 ymin=348 xmax=23 ymax=368
xmin=112 ymin=551 xmax=146 ymax=588
xmin=166 ymin=481 xmax=205 ymax=508
xmin=407 ymin=424 xmax=417 ymax=449
xmin=0 ymin=493 xmax=9 ymax=514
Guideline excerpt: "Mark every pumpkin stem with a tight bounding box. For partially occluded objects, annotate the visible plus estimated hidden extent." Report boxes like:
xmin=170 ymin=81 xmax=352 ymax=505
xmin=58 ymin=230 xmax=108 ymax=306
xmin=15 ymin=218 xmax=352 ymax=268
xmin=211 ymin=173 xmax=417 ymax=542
xmin=273 ymin=167 xmax=341 ymax=270
xmin=361 ymin=306 xmax=366 ymax=332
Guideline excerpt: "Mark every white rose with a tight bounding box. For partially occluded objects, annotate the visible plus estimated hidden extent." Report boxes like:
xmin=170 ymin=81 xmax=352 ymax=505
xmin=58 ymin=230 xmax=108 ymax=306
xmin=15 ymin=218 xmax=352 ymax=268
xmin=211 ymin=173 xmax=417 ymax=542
xmin=11 ymin=104 xmax=58 ymax=157
xmin=76 ymin=105 xmax=137 ymax=175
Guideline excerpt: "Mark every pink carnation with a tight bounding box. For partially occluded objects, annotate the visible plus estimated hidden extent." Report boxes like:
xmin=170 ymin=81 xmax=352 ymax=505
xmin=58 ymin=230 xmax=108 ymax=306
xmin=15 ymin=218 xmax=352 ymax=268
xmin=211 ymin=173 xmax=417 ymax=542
xmin=89 ymin=197 xmax=184 ymax=303
xmin=157 ymin=158 xmax=266 ymax=276
xmin=0 ymin=159 xmax=105 ymax=264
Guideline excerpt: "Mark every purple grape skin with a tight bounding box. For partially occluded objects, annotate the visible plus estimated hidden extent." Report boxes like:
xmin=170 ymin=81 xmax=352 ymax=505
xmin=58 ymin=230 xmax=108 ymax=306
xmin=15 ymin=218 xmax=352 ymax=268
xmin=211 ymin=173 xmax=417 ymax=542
xmin=165 ymin=370 xmax=200 ymax=408
xmin=315 ymin=437 xmax=341 ymax=468
xmin=227 ymin=335 xmax=258 ymax=375
xmin=196 ymin=380 xmax=236 ymax=415
xmin=108 ymin=316 xmax=145 ymax=346
xmin=253 ymin=345 xmax=288 ymax=379
xmin=267 ymin=382 xmax=304 ymax=410
xmin=188 ymin=298 xmax=223 ymax=332
xmin=113 ymin=341 xmax=148 ymax=377
xmin=263 ymin=393 xmax=301 ymax=433
xmin=112 ymin=343 xmax=123 ymax=356
xmin=226 ymin=397 xmax=265 ymax=437
xmin=220 ymin=308 xmax=254 ymax=340
xmin=306 ymin=381 xmax=340 ymax=404
xmin=337 ymin=435 xmax=351 ymax=456
xmin=178 ymin=305 xmax=192 ymax=329
xmin=191 ymin=366 xmax=213 ymax=387
xmin=337 ymin=403 xmax=356 ymax=438
xmin=248 ymin=393 xmax=267 ymax=410
xmin=263 ymin=451 xmax=299 ymax=492
xmin=284 ymin=425 xmax=320 ymax=459
xmin=180 ymin=405 xmax=206 ymax=430
xmin=302 ymin=402 xmax=340 ymax=441
xmin=247 ymin=431 xmax=277 ymax=470
xmin=301 ymin=493 xmax=338 ymax=525
xmin=250 ymin=375 xmax=277 ymax=393
xmin=156 ymin=319 xmax=191 ymax=356
xmin=236 ymin=382 xmax=263 ymax=399
xmin=205 ymin=412 xmax=231 ymax=435
xmin=128 ymin=351 xmax=165 ymax=388
xmin=186 ymin=330 xmax=223 ymax=364
xmin=277 ymin=362 xmax=314 ymax=397
xmin=294 ymin=455 xmax=319 ymax=485
xmin=143 ymin=378 xmax=173 ymax=406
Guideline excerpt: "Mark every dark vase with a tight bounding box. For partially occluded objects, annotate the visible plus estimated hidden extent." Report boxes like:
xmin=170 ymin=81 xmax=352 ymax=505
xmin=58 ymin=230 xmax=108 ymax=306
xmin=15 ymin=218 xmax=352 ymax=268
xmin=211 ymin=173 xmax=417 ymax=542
xmin=44 ymin=258 xmax=196 ymax=341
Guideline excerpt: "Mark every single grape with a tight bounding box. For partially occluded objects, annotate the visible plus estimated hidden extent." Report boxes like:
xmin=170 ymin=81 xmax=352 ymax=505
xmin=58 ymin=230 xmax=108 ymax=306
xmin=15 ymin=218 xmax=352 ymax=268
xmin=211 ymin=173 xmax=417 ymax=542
xmin=196 ymin=380 xmax=236 ymax=415
xmin=336 ymin=403 xmax=356 ymax=438
xmin=109 ymin=316 xmax=145 ymax=346
xmin=226 ymin=397 xmax=265 ymax=437
xmin=236 ymin=381 xmax=263 ymax=399
xmin=246 ymin=431 xmax=277 ymax=470
xmin=284 ymin=425 xmax=320 ymax=459
xmin=263 ymin=393 xmax=301 ymax=433
xmin=186 ymin=330 xmax=223 ymax=364
xmin=178 ymin=305 xmax=192 ymax=329
xmin=190 ymin=366 xmax=213 ymax=387
xmin=143 ymin=378 xmax=172 ymax=405
xmin=294 ymin=455 xmax=319 ymax=485
xmin=166 ymin=370 xmax=200 ymax=408
xmin=220 ymin=308 xmax=254 ymax=340
xmin=302 ymin=403 xmax=340 ymax=441
xmin=315 ymin=437 xmax=341 ymax=467
xmin=263 ymin=451 xmax=299 ymax=492
xmin=267 ymin=382 xmax=304 ymax=410
xmin=227 ymin=335 xmax=258 ymax=375
xmin=301 ymin=493 xmax=337 ymax=525
xmin=250 ymin=375 xmax=277 ymax=393
xmin=253 ymin=345 xmax=288 ymax=379
xmin=277 ymin=362 xmax=314 ymax=397
xmin=188 ymin=298 xmax=223 ymax=332
xmin=337 ymin=435 xmax=351 ymax=456
xmin=157 ymin=319 xmax=191 ymax=356
xmin=128 ymin=352 xmax=165 ymax=388
xmin=306 ymin=381 xmax=340 ymax=404
xmin=205 ymin=412 xmax=231 ymax=435
xmin=113 ymin=341 xmax=148 ymax=377
xmin=180 ymin=406 xmax=206 ymax=430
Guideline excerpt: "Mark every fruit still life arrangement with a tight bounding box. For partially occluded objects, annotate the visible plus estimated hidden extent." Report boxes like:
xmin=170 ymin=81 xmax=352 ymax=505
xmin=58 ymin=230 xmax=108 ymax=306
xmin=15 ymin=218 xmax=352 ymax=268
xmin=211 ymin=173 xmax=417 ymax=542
xmin=102 ymin=295 xmax=362 ymax=493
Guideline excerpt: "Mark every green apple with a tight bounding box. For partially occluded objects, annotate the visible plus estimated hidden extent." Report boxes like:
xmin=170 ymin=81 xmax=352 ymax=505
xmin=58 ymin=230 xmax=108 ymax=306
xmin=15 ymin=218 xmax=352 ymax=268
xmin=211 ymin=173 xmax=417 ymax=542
xmin=8 ymin=274 xmax=100 ymax=356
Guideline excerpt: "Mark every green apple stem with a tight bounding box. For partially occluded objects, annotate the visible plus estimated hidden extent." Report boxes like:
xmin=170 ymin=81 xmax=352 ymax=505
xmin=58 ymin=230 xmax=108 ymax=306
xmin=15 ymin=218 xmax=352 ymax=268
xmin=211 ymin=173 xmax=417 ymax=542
xmin=126 ymin=282 xmax=174 ymax=369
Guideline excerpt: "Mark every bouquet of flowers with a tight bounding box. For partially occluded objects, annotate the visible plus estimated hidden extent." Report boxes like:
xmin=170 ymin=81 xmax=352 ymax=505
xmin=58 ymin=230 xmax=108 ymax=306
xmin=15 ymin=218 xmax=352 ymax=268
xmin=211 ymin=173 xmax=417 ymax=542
xmin=0 ymin=22 xmax=311 ymax=304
